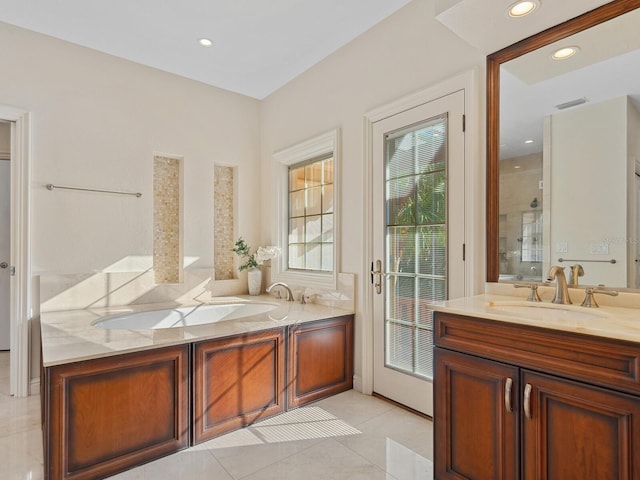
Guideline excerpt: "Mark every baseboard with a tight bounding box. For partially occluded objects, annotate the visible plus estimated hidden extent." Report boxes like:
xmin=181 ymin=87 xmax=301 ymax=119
xmin=352 ymin=374 xmax=363 ymax=393
xmin=29 ymin=377 xmax=40 ymax=396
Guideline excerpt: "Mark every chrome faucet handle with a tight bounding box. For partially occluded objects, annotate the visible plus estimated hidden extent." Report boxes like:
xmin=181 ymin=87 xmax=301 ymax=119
xmin=580 ymin=287 xmax=619 ymax=308
xmin=513 ymin=283 xmax=542 ymax=302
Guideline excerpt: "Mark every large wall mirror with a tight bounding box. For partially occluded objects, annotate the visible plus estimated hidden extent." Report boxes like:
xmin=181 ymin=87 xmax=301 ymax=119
xmin=487 ymin=0 xmax=640 ymax=289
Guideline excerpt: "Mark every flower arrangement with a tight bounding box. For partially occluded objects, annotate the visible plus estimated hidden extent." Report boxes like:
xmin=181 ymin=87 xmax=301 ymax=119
xmin=232 ymin=237 xmax=281 ymax=271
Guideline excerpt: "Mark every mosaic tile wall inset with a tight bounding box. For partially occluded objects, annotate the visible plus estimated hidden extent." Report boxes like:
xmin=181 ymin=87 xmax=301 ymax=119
xmin=214 ymin=165 xmax=234 ymax=280
xmin=153 ymin=155 xmax=182 ymax=284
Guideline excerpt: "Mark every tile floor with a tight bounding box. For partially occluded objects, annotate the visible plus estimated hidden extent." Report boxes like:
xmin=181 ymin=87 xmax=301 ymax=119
xmin=0 ymin=351 xmax=434 ymax=479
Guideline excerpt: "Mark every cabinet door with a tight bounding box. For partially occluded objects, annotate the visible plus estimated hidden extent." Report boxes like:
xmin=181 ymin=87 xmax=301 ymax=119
xmin=434 ymin=348 xmax=519 ymax=480
xmin=45 ymin=345 xmax=189 ymax=480
xmin=522 ymin=370 xmax=640 ymax=480
xmin=193 ymin=329 xmax=285 ymax=443
xmin=287 ymin=315 xmax=354 ymax=408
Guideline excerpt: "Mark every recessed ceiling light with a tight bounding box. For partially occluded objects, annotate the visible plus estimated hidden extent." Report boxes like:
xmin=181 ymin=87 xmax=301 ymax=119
xmin=525 ymin=139 xmax=534 ymax=144
xmin=514 ymin=165 xmax=521 ymax=169
xmin=507 ymin=1 xmax=539 ymax=18
xmin=199 ymin=38 xmax=213 ymax=47
xmin=552 ymin=46 xmax=579 ymax=60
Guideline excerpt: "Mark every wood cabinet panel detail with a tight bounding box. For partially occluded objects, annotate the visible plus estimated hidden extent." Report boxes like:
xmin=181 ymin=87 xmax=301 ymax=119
xmin=522 ymin=370 xmax=640 ymax=480
xmin=434 ymin=311 xmax=640 ymax=480
xmin=434 ymin=348 xmax=519 ymax=480
xmin=193 ymin=329 xmax=285 ymax=443
xmin=42 ymin=314 xmax=355 ymax=478
xmin=44 ymin=345 xmax=189 ymax=480
xmin=287 ymin=315 xmax=354 ymax=408
xmin=435 ymin=313 xmax=640 ymax=395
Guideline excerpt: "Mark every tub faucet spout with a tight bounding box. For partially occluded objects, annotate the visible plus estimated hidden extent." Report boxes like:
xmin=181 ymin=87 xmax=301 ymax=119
xmin=266 ymin=282 xmax=294 ymax=302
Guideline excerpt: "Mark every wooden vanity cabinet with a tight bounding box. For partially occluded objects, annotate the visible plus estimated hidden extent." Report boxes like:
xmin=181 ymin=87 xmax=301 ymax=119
xmin=43 ymin=345 xmax=189 ymax=480
xmin=287 ymin=315 xmax=354 ymax=408
xmin=434 ymin=312 xmax=640 ymax=480
xmin=192 ymin=328 xmax=285 ymax=443
xmin=434 ymin=348 xmax=519 ymax=479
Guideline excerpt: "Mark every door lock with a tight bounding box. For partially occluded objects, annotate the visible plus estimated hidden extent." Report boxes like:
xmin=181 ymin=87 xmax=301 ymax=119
xmin=0 ymin=262 xmax=8 ymax=269
xmin=370 ymin=260 xmax=383 ymax=295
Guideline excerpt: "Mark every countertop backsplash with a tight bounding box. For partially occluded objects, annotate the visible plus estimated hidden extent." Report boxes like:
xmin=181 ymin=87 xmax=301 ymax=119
xmin=37 ymin=269 xmax=356 ymax=313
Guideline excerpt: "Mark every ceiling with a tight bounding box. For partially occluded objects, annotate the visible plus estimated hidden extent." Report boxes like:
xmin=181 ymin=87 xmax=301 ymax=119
xmin=0 ymin=0 xmax=411 ymax=99
xmin=435 ymin=0 xmax=612 ymax=55
xmin=499 ymin=6 xmax=640 ymax=159
xmin=0 ymin=0 xmax=632 ymax=115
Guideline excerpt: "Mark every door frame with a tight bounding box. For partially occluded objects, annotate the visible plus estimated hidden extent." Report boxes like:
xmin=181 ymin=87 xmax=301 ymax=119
xmin=0 ymin=105 xmax=32 ymax=397
xmin=360 ymin=69 xmax=482 ymax=395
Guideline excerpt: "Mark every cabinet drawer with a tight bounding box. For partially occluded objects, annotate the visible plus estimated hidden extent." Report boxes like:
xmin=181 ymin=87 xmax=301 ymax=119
xmin=434 ymin=312 xmax=640 ymax=395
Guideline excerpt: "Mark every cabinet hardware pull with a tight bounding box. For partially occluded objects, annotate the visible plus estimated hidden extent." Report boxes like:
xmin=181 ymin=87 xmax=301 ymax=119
xmin=524 ymin=383 xmax=533 ymax=419
xmin=505 ymin=378 xmax=513 ymax=412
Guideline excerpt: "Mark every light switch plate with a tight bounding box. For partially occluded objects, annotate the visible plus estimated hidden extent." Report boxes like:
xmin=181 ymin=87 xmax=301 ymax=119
xmin=589 ymin=243 xmax=609 ymax=255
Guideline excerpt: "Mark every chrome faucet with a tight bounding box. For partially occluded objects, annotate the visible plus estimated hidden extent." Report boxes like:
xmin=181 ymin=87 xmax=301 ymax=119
xmin=547 ymin=266 xmax=572 ymax=304
xmin=266 ymin=282 xmax=294 ymax=302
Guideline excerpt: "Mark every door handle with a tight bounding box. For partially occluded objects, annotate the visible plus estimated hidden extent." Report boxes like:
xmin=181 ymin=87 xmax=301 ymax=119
xmin=370 ymin=259 xmax=383 ymax=295
xmin=524 ymin=383 xmax=533 ymax=420
xmin=505 ymin=377 xmax=513 ymax=413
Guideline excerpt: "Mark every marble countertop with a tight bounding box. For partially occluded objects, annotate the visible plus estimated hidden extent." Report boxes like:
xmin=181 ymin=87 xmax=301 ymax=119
xmin=40 ymin=295 xmax=354 ymax=367
xmin=429 ymin=292 xmax=640 ymax=344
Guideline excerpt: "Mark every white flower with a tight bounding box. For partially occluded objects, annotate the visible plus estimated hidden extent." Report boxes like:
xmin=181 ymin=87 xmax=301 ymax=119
xmin=255 ymin=246 xmax=281 ymax=265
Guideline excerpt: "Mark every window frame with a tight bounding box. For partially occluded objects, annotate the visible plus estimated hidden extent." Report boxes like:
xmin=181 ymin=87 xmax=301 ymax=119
xmin=272 ymin=129 xmax=340 ymax=290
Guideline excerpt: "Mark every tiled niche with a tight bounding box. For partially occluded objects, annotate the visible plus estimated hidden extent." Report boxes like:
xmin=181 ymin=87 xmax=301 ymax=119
xmin=214 ymin=165 xmax=235 ymax=280
xmin=153 ymin=155 xmax=183 ymax=284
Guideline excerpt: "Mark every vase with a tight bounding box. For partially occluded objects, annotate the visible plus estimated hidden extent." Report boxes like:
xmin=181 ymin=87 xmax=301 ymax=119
xmin=247 ymin=267 xmax=262 ymax=295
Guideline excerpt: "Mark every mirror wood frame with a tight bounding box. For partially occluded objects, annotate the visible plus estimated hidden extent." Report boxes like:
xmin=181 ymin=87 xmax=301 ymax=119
xmin=486 ymin=0 xmax=640 ymax=283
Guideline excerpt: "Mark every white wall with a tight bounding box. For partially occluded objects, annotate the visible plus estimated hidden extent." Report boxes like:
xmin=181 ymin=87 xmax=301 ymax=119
xmin=627 ymin=99 xmax=640 ymax=287
xmin=260 ymin=0 xmax=484 ymax=387
xmin=0 ymin=21 xmax=263 ymax=383
xmin=0 ymin=20 xmax=261 ymax=297
xmin=549 ymin=97 xmax=628 ymax=286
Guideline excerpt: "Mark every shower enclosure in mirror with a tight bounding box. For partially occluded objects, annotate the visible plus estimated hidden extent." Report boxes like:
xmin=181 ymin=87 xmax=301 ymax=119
xmin=487 ymin=0 xmax=640 ymax=289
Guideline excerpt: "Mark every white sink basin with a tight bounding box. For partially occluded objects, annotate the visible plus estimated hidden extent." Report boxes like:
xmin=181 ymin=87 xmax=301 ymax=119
xmin=487 ymin=300 xmax=608 ymax=320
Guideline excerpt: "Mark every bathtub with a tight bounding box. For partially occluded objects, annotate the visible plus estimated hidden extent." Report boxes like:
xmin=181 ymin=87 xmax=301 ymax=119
xmin=93 ymin=302 xmax=279 ymax=330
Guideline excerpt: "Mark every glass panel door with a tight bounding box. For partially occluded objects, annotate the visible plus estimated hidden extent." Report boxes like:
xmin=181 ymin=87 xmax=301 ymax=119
xmin=372 ymin=90 xmax=465 ymax=416
xmin=385 ymin=116 xmax=447 ymax=380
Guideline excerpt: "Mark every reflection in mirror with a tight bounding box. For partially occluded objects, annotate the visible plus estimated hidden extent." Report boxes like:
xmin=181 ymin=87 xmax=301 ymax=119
xmin=488 ymin=0 xmax=640 ymax=289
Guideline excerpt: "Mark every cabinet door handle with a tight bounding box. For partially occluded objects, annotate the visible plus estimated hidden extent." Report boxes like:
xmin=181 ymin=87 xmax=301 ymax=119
xmin=505 ymin=377 xmax=513 ymax=413
xmin=524 ymin=383 xmax=533 ymax=419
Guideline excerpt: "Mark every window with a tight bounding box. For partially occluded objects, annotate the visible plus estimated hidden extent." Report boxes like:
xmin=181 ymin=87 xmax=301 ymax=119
xmin=272 ymin=130 xmax=340 ymax=289
xmin=288 ymin=155 xmax=334 ymax=272
xmin=521 ymin=210 xmax=542 ymax=262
